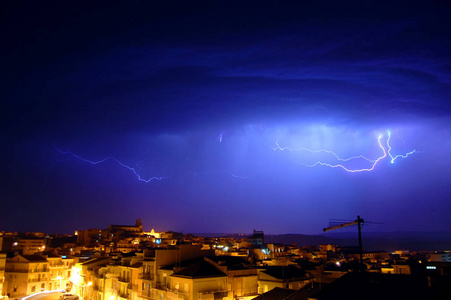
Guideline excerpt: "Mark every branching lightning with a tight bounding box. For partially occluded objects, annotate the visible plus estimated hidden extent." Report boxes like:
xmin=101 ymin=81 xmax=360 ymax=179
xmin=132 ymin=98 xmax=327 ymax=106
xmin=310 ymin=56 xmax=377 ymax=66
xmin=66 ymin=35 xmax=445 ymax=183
xmin=56 ymin=130 xmax=415 ymax=182
xmin=271 ymin=141 xmax=376 ymax=163
xmin=386 ymin=130 xmax=416 ymax=164
xmin=272 ymin=130 xmax=416 ymax=172
xmin=304 ymin=135 xmax=387 ymax=173
xmin=55 ymin=149 xmax=167 ymax=182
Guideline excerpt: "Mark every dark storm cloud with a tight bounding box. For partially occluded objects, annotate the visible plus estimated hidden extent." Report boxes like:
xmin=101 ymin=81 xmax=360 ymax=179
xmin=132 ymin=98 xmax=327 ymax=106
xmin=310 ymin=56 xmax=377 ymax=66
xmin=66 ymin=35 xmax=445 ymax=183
xmin=3 ymin=1 xmax=450 ymax=139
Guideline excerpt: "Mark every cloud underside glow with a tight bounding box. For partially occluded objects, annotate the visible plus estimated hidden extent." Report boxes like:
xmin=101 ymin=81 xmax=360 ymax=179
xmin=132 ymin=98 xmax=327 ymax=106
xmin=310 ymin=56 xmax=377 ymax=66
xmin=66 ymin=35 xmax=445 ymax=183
xmin=57 ymin=127 xmax=416 ymax=181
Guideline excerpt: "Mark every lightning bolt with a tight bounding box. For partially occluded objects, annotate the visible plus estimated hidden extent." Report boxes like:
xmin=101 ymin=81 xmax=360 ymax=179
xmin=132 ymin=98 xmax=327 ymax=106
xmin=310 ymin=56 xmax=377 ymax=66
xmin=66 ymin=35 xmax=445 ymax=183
xmin=304 ymin=135 xmax=387 ymax=173
xmin=272 ymin=130 xmax=416 ymax=173
xmin=55 ymin=148 xmax=167 ymax=182
xmin=271 ymin=141 xmax=376 ymax=163
xmin=386 ymin=130 xmax=416 ymax=164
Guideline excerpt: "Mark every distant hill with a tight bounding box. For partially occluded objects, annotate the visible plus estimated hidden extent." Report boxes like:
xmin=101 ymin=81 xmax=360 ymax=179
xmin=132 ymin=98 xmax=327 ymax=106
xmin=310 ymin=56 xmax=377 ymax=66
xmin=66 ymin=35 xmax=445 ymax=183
xmin=194 ymin=232 xmax=451 ymax=251
xmin=265 ymin=232 xmax=451 ymax=251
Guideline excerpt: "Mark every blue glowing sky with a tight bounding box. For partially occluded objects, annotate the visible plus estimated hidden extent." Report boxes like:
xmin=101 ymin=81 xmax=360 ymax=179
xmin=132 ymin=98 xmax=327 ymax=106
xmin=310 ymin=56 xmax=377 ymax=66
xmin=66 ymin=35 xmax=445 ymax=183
xmin=2 ymin=1 xmax=451 ymax=234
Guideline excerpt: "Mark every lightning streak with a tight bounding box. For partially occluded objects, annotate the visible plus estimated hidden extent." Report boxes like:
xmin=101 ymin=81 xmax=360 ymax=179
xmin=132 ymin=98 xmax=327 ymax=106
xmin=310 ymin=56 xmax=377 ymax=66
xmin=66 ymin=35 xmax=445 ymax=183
xmin=271 ymin=141 xmax=375 ymax=163
xmin=55 ymin=149 xmax=167 ymax=182
xmin=386 ymin=131 xmax=416 ymax=164
xmin=305 ymin=135 xmax=387 ymax=173
xmin=272 ymin=131 xmax=416 ymax=172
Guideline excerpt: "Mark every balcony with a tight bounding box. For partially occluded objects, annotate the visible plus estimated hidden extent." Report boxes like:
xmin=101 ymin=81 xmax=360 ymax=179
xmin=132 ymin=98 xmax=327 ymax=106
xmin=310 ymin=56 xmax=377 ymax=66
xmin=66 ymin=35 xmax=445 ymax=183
xmin=139 ymin=273 xmax=154 ymax=280
xmin=167 ymin=289 xmax=188 ymax=300
xmin=117 ymin=291 xmax=130 ymax=299
xmin=139 ymin=291 xmax=154 ymax=299
xmin=5 ymin=268 xmax=48 ymax=273
xmin=28 ymin=278 xmax=45 ymax=283
xmin=106 ymin=273 xmax=119 ymax=279
xmin=118 ymin=277 xmax=131 ymax=283
xmin=154 ymin=283 xmax=166 ymax=291
xmin=30 ymin=268 xmax=49 ymax=273
xmin=240 ymin=288 xmax=258 ymax=297
xmin=197 ymin=290 xmax=228 ymax=298
xmin=49 ymin=262 xmax=65 ymax=268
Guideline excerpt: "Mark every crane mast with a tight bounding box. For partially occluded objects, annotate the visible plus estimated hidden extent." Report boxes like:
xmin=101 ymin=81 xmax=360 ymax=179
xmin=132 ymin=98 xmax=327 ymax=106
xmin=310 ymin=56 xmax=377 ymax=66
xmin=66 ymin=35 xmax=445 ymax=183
xmin=323 ymin=216 xmax=364 ymax=272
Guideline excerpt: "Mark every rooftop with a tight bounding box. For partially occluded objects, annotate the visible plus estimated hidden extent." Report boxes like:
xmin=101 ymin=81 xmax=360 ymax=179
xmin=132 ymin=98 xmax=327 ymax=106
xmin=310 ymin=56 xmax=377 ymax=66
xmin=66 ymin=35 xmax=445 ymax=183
xmin=171 ymin=260 xmax=226 ymax=279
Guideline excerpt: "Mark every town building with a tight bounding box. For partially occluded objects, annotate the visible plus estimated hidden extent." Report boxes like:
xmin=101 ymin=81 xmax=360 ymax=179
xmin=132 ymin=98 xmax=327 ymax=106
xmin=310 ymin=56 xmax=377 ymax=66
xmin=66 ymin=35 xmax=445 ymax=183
xmin=258 ymin=266 xmax=311 ymax=293
xmin=0 ymin=253 xmax=6 ymax=299
xmin=4 ymin=255 xmax=49 ymax=296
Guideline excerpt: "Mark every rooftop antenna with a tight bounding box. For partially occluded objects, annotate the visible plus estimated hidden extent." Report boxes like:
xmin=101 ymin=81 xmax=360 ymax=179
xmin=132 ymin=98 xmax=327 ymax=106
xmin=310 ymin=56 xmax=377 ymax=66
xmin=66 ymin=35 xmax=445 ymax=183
xmin=323 ymin=216 xmax=365 ymax=272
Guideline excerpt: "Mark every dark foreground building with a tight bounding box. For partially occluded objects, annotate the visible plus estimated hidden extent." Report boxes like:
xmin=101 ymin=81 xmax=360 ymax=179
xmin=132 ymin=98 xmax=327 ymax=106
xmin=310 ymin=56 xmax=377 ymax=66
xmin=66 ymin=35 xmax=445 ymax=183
xmin=309 ymin=272 xmax=442 ymax=300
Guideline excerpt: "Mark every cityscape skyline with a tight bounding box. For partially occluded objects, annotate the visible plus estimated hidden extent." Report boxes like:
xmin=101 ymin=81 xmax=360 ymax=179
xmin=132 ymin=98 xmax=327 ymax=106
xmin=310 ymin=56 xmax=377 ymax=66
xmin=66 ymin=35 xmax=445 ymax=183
xmin=2 ymin=1 xmax=451 ymax=235
xmin=2 ymin=222 xmax=449 ymax=300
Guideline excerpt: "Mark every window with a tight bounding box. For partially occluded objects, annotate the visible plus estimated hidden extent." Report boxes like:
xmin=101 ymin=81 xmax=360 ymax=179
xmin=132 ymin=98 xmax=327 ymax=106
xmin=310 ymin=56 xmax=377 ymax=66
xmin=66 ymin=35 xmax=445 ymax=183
xmin=184 ymin=283 xmax=188 ymax=292
xmin=32 ymin=286 xmax=36 ymax=292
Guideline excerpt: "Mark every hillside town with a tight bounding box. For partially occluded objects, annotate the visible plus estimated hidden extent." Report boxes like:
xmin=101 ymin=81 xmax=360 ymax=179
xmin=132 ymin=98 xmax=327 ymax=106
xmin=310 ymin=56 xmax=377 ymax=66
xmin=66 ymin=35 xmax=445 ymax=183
xmin=0 ymin=220 xmax=450 ymax=300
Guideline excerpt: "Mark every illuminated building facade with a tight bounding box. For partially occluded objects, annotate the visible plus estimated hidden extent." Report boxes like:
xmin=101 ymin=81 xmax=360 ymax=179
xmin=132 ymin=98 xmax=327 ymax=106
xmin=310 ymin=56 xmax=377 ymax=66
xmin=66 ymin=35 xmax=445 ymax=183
xmin=4 ymin=254 xmax=74 ymax=297
xmin=0 ymin=253 xmax=6 ymax=299
xmin=47 ymin=254 xmax=74 ymax=291
xmin=4 ymin=255 xmax=49 ymax=296
xmin=17 ymin=239 xmax=47 ymax=255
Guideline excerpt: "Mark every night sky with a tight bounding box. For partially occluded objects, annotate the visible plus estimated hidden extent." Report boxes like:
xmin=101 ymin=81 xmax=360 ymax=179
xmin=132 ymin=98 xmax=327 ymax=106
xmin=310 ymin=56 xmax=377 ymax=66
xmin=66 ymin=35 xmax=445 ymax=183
xmin=2 ymin=1 xmax=451 ymax=235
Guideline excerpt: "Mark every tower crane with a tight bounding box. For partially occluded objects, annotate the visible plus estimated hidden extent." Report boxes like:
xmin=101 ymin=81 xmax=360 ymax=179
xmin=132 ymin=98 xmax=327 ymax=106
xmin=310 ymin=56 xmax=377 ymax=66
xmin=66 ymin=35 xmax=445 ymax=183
xmin=323 ymin=215 xmax=364 ymax=272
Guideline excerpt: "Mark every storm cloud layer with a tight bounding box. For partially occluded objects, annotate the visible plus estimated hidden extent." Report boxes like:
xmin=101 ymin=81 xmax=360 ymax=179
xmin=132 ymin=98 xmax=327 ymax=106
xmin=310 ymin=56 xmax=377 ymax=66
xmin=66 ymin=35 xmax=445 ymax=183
xmin=1 ymin=1 xmax=451 ymax=234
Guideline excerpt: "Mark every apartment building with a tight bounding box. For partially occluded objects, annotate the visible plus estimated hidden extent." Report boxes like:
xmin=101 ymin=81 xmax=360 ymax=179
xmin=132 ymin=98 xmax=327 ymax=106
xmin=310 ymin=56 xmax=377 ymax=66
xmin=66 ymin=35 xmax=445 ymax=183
xmin=17 ymin=238 xmax=47 ymax=255
xmin=71 ymin=257 xmax=112 ymax=299
xmin=4 ymin=254 xmax=75 ymax=297
xmin=4 ymin=255 xmax=49 ymax=296
xmin=137 ymin=259 xmax=154 ymax=300
xmin=258 ymin=266 xmax=310 ymax=293
xmin=0 ymin=253 xmax=6 ymax=299
xmin=165 ymin=260 xmax=228 ymax=300
xmin=47 ymin=254 xmax=74 ymax=291
xmin=205 ymin=256 xmax=258 ymax=300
